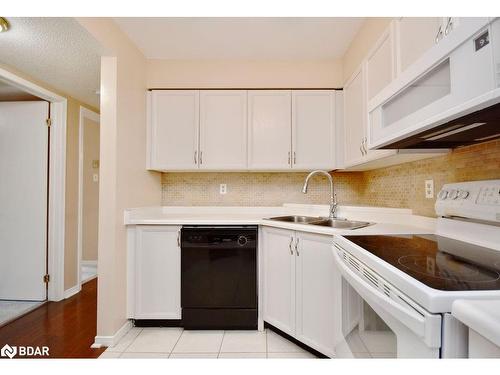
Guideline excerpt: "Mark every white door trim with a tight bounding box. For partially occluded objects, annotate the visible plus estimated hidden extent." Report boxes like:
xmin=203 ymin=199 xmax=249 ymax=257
xmin=0 ymin=67 xmax=67 ymax=301
xmin=77 ymin=107 xmax=100 ymax=290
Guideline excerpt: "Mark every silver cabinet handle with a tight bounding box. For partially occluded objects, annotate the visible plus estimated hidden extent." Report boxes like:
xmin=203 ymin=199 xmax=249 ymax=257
xmin=289 ymin=237 xmax=294 ymax=255
xmin=177 ymin=230 xmax=181 ymax=247
xmin=199 ymin=151 xmax=203 ymax=165
xmin=288 ymin=151 xmax=291 ymax=165
xmin=435 ymin=25 xmax=443 ymax=44
xmin=363 ymin=137 xmax=368 ymax=155
xmin=293 ymin=151 xmax=296 ymax=165
xmin=360 ymin=137 xmax=366 ymax=156
xmin=194 ymin=150 xmax=197 ymax=164
xmin=295 ymin=238 xmax=300 ymax=256
xmin=444 ymin=17 xmax=453 ymax=36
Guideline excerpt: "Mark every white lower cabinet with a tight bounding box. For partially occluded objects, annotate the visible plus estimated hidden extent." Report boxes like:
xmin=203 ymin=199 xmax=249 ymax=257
xmin=295 ymin=232 xmax=336 ymax=357
xmin=262 ymin=227 xmax=296 ymax=336
xmin=133 ymin=225 xmax=181 ymax=319
xmin=262 ymin=226 xmax=337 ymax=357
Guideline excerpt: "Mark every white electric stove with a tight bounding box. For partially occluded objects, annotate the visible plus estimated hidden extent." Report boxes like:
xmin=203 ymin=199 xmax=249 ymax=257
xmin=332 ymin=180 xmax=500 ymax=358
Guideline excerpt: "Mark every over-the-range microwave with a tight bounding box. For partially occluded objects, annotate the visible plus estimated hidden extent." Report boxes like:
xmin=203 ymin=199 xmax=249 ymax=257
xmin=368 ymin=17 xmax=500 ymax=150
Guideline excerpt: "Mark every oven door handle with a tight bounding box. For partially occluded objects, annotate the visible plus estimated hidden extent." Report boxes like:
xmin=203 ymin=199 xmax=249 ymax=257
xmin=332 ymin=245 xmax=441 ymax=348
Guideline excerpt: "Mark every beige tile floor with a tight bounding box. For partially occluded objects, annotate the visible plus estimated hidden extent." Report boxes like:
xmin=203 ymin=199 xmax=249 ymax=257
xmin=99 ymin=327 xmax=318 ymax=359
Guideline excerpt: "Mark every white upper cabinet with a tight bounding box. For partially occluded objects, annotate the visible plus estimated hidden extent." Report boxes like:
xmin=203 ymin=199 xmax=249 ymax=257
xmin=365 ymin=26 xmax=396 ymax=101
xmin=343 ymin=67 xmax=367 ymax=167
xmin=199 ymin=90 xmax=248 ymax=170
xmin=247 ymin=90 xmax=291 ymax=170
xmin=292 ymin=90 xmax=336 ymax=170
xmin=340 ymin=19 xmax=447 ymax=170
xmin=149 ymin=89 xmax=338 ymax=171
xmin=148 ymin=90 xmax=199 ymax=171
xmin=395 ymin=17 xmax=444 ymax=74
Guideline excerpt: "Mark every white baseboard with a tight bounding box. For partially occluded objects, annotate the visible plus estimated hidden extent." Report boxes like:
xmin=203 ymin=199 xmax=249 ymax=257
xmin=93 ymin=320 xmax=133 ymax=348
xmin=81 ymin=274 xmax=97 ymax=284
xmin=81 ymin=260 xmax=97 ymax=267
xmin=63 ymin=284 xmax=81 ymax=299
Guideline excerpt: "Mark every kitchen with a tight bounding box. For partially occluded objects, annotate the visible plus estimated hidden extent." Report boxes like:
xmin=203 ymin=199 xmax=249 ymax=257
xmin=0 ymin=4 xmax=500 ymax=372
xmin=106 ymin=16 xmax=500 ymax=359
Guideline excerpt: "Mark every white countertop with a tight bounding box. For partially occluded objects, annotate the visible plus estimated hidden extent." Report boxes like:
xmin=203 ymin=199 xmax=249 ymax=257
xmin=452 ymin=300 xmax=500 ymax=347
xmin=124 ymin=203 xmax=436 ymax=236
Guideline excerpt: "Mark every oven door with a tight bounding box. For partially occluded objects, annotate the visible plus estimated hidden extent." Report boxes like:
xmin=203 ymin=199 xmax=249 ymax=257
xmin=333 ymin=243 xmax=442 ymax=358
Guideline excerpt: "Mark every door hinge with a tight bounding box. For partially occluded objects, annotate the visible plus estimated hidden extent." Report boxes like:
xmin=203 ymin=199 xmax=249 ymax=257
xmin=46 ymin=118 xmax=52 ymax=127
xmin=43 ymin=274 xmax=50 ymax=283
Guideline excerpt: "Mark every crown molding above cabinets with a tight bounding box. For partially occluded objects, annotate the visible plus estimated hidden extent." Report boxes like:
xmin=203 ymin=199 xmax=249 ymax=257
xmin=147 ymin=89 xmax=340 ymax=172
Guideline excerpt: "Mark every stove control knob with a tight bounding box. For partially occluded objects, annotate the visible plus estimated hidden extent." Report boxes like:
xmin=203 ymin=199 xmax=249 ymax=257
xmin=437 ymin=190 xmax=449 ymax=200
xmin=458 ymin=190 xmax=469 ymax=199
xmin=448 ymin=189 xmax=459 ymax=200
xmin=237 ymin=236 xmax=248 ymax=246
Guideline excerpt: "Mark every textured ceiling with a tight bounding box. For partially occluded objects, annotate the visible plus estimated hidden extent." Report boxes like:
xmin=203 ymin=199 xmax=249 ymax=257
xmin=0 ymin=17 xmax=102 ymax=108
xmin=114 ymin=17 xmax=364 ymax=60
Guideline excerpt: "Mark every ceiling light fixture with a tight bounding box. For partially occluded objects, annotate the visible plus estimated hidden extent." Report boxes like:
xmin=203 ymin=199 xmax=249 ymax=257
xmin=0 ymin=18 xmax=9 ymax=33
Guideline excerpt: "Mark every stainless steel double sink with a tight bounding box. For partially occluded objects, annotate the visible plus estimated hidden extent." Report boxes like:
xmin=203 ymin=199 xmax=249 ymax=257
xmin=267 ymin=215 xmax=371 ymax=230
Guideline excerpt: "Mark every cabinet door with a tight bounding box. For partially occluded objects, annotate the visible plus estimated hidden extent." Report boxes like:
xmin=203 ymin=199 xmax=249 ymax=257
xmin=247 ymin=90 xmax=291 ymax=170
xmin=365 ymin=27 xmax=395 ymax=101
xmin=149 ymin=90 xmax=199 ymax=170
xmin=199 ymin=90 xmax=247 ymax=170
xmin=262 ymin=227 xmax=296 ymax=336
xmin=295 ymin=232 xmax=336 ymax=357
xmin=135 ymin=226 xmax=181 ymax=319
xmin=343 ymin=67 xmax=366 ymax=167
xmin=396 ymin=17 xmax=443 ymax=73
xmin=292 ymin=90 xmax=336 ymax=170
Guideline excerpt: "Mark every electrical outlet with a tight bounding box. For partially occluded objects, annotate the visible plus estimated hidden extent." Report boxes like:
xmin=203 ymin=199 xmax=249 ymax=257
xmin=425 ymin=179 xmax=434 ymax=199
xmin=219 ymin=184 xmax=227 ymax=195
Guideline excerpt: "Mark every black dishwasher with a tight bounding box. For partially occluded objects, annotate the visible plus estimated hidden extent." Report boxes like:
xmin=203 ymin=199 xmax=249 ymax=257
xmin=181 ymin=226 xmax=258 ymax=330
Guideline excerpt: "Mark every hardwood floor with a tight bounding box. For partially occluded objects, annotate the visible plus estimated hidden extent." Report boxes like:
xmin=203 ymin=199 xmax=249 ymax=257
xmin=0 ymin=279 xmax=105 ymax=358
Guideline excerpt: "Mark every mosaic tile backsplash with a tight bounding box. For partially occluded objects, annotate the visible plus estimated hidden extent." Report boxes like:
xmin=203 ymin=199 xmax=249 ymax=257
xmin=161 ymin=172 xmax=365 ymax=207
xmin=161 ymin=139 xmax=500 ymax=217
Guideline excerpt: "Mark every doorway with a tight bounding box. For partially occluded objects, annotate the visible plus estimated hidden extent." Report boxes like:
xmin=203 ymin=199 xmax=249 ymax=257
xmin=78 ymin=107 xmax=100 ymax=287
xmin=0 ymin=84 xmax=50 ymax=326
xmin=0 ymin=67 xmax=68 ymax=305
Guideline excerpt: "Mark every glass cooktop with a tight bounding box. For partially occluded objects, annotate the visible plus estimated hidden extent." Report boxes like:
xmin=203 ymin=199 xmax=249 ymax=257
xmin=343 ymin=234 xmax=500 ymax=291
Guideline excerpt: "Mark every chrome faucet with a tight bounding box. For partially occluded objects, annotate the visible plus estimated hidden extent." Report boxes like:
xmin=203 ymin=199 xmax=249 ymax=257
xmin=302 ymin=170 xmax=338 ymax=219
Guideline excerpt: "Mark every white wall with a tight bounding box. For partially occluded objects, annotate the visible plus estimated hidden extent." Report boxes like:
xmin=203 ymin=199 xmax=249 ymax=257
xmin=342 ymin=18 xmax=392 ymax=83
xmin=77 ymin=18 xmax=162 ymax=338
xmin=147 ymin=59 xmax=344 ymax=88
xmin=82 ymin=117 xmax=99 ymax=261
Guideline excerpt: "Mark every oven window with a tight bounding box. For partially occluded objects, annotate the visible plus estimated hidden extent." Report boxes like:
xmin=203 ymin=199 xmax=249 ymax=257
xmin=336 ymin=279 xmax=397 ymax=358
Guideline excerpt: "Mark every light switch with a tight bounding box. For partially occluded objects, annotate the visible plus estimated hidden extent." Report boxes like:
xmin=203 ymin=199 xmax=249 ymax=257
xmin=93 ymin=173 xmax=99 ymax=183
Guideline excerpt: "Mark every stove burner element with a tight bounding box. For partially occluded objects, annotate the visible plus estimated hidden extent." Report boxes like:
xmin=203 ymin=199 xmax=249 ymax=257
xmin=398 ymin=254 xmax=500 ymax=283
